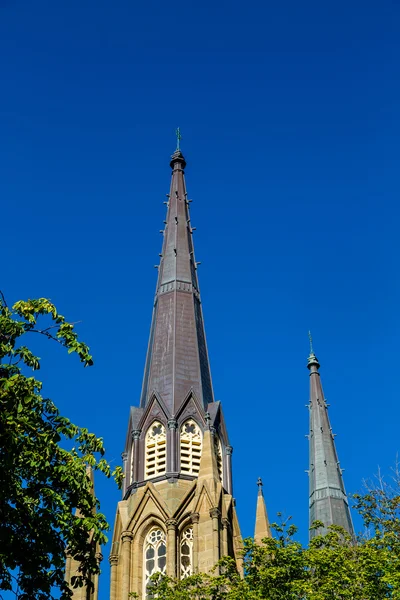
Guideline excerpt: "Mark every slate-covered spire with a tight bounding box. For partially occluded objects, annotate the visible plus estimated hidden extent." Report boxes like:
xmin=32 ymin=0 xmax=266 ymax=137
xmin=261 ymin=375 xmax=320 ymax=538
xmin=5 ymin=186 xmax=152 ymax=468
xmin=140 ymin=146 xmax=214 ymax=414
xmin=307 ymin=336 xmax=354 ymax=539
xmin=254 ymin=478 xmax=271 ymax=543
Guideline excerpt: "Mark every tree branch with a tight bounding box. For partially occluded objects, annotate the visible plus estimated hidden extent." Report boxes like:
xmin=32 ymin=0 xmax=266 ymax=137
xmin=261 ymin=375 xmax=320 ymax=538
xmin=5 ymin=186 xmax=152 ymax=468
xmin=0 ymin=289 xmax=8 ymax=308
xmin=26 ymin=329 xmax=66 ymax=346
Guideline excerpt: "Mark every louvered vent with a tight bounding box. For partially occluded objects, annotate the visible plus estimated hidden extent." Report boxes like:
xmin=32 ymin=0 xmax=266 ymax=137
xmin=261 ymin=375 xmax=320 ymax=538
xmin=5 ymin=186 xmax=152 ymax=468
xmin=180 ymin=419 xmax=202 ymax=475
xmin=145 ymin=422 xmax=166 ymax=479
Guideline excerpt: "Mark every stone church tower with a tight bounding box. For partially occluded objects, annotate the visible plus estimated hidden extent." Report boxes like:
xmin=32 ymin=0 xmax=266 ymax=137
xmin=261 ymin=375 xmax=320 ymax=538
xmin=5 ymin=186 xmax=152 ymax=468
xmin=107 ymin=147 xmax=243 ymax=599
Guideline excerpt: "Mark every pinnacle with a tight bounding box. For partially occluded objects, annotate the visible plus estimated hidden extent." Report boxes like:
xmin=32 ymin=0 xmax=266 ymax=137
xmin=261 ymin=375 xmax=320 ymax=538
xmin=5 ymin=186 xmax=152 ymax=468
xmin=254 ymin=478 xmax=271 ymax=542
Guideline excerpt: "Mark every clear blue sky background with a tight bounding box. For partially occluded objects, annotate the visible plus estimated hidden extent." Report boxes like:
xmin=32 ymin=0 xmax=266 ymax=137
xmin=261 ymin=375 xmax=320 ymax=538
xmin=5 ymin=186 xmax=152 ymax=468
xmin=2 ymin=1 xmax=400 ymax=597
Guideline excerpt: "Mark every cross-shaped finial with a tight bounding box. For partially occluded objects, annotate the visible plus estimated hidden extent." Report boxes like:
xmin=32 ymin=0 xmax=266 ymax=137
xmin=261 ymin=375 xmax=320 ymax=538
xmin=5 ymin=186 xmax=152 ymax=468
xmin=175 ymin=127 xmax=182 ymax=151
xmin=257 ymin=477 xmax=263 ymax=488
xmin=308 ymin=330 xmax=314 ymax=355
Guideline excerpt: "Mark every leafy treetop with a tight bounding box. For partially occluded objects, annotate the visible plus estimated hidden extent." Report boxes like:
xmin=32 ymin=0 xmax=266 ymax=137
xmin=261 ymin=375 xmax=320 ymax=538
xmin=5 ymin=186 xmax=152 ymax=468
xmin=0 ymin=293 xmax=123 ymax=600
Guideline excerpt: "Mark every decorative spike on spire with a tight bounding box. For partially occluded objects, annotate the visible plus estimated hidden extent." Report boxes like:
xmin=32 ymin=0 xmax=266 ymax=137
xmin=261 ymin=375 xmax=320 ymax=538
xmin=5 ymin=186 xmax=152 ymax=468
xmin=307 ymin=331 xmax=320 ymax=368
xmin=175 ymin=126 xmax=182 ymax=151
xmin=307 ymin=341 xmax=354 ymax=539
xmin=308 ymin=330 xmax=314 ymax=355
xmin=140 ymin=148 xmax=214 ymax=413
xmin=254 ymin=478 xmax=271 ymax=543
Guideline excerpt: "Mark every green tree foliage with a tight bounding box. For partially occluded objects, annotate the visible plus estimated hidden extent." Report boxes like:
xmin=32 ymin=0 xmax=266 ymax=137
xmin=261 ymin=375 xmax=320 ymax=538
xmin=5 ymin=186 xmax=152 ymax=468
xmin=0 ymin=293 xmax=123 ymax=600
xmin=354 ymin=464 xmax=400 ymax=596
xmin=146 ymin=488 xmax=400 ymax=600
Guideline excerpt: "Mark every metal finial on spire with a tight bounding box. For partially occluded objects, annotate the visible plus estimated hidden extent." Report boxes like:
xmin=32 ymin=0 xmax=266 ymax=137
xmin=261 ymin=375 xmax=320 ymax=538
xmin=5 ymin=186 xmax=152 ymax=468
xmin=257 ymin=477 xmax=263 ymax=488
xmin=175 ymin=127 xmax=182 ymax=151
xmin=308 ymin=330 xmax=314 ymax=355
xmin=307 ymin=331 xmax=320 ymax=369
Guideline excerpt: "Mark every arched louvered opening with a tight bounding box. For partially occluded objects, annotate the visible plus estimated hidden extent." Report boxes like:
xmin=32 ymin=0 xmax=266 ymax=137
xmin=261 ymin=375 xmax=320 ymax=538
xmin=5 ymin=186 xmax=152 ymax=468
xmin=143 ymin=527 xmax=167 ymax=597
xmin=214 ymin=434 xmax=223 ymax=483
xmin=180 ymin=419 xmax=202 ymax=475
xmin=145 ymin=422 xmax=166 ymax=479
xmin=180 ymin=526 xmax=194 ymax=578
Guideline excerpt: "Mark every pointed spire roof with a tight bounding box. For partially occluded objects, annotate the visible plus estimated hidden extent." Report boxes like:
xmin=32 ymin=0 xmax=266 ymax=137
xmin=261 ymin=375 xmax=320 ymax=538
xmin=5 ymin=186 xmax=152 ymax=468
xmin=254 ymin=478 xmax=271 ymax=543
xmin=140 ymin=143 xmax=214 ymax=413
xmin=307 ymin=336 xmax=354 ymax=539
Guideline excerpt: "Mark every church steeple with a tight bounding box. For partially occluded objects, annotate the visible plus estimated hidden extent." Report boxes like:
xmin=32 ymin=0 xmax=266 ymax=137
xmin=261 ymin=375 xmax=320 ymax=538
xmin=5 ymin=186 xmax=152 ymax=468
xmin=307 ymin=335 xmax=354 ymax=539
xmin=109 ymin=143 xmax=243 ymax=599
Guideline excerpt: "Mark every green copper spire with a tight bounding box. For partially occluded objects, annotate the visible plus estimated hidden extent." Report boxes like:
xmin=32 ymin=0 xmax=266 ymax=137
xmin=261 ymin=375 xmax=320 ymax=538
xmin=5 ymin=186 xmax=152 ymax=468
xmin=307 ymin=341 xmax=354 ymax=540
xmin=175 ymin=127 xmax=182 ymax=151
xmin=308 ymin=330 xmax=314 ymax=355
xmin=307 ymin=331 xmax=320 ymax=368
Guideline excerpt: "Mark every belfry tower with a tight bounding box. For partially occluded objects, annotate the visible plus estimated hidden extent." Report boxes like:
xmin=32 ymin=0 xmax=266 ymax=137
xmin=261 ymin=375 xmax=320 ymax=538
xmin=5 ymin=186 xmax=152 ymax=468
xmin=307 ymin=338 xmax=354 ymax=539
xmin=109 ymin=146 xmax=242 ymax=599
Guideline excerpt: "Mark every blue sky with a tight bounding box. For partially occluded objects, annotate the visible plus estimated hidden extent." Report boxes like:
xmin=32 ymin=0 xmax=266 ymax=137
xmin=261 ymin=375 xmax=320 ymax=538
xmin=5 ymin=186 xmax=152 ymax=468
xmin=2 ymin=0 xmax=400 ymax=596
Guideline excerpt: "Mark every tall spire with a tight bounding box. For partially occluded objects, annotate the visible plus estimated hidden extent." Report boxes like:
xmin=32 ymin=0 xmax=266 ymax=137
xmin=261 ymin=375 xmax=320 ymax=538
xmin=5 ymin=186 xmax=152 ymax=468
xmin=140 ymin=144 xmax=214 ymax=413
xmin=307 ymin=337 xmax=354 ymax=539
xmin=254 ymin=478 xmax=271 ymax=543
xmin=110 ymin=145 xmax=244 ymax=597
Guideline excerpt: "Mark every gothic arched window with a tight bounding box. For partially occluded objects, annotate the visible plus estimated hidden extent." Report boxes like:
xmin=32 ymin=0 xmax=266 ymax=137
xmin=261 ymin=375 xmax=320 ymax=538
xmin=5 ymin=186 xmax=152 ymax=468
xmin=180 ymin=526 xmax=194 ymax=578
xmin=214 ymin=434 xmax=223 ymax=483
xmin=145 ymin=422 xmax=166 ymax=479
xmin=180 ymin=420 xmax=202 ymax=475
xmin=144 ymin=528 xmax=167 ymax=596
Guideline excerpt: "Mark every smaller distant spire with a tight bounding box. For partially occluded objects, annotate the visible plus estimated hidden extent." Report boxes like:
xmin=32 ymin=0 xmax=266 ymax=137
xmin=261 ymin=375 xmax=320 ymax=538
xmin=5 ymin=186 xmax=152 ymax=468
xmin=254 ymin=478 xmax=271 ymax=543
xmin=307 ymin=341 xmax=354 ymax=539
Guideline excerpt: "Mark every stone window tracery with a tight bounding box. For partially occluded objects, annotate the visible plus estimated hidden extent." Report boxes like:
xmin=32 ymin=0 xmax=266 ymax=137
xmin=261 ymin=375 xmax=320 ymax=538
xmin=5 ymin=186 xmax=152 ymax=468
xmin=180 ymin=419 xmax=202 ymax=475
xmin=180 ymin=526 xmax=193 ymax=578
xmin=143 ymin=527 xmax=167 ymax=596
xmin=145 ymin=421 xmax=166 ymax=479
